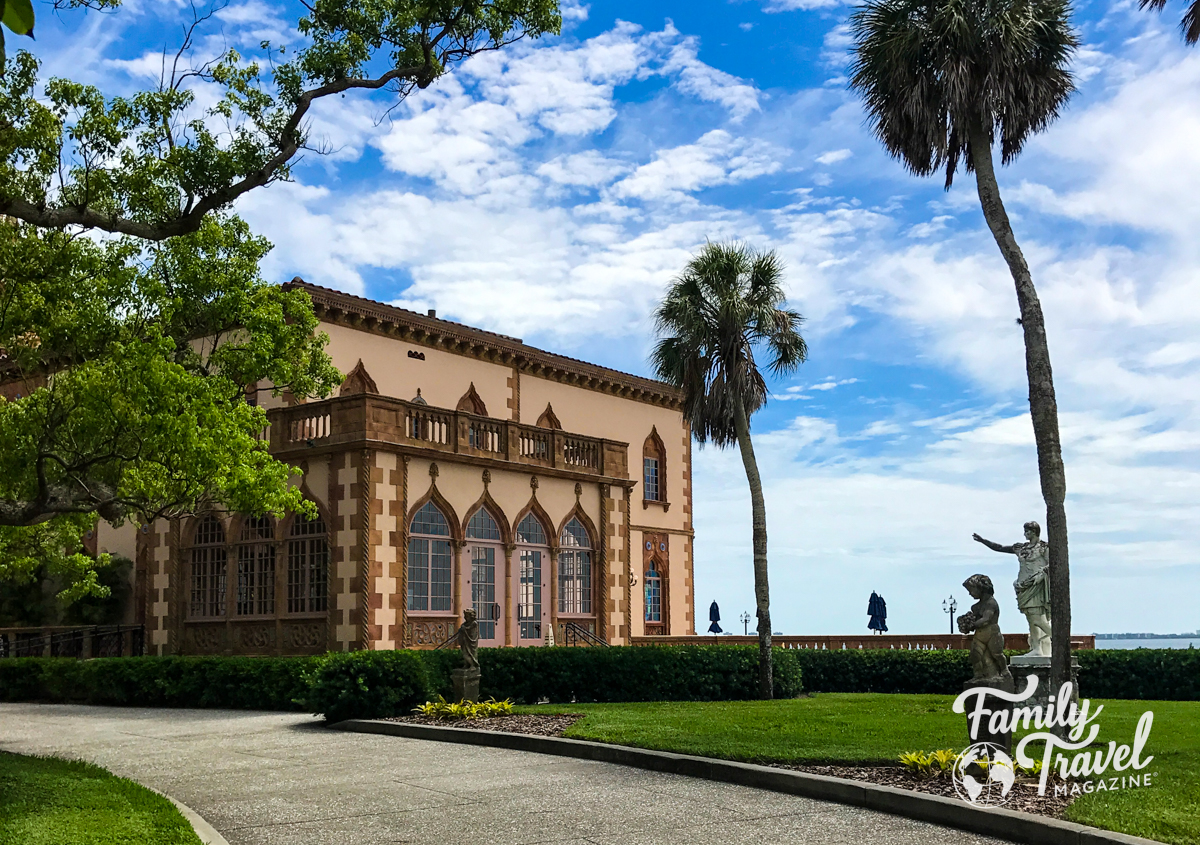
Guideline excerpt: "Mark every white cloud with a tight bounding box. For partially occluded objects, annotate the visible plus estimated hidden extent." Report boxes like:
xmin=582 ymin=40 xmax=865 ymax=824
xmin=763 ymin=0 xmax=847 ymax=11
xmin=815 ymin=148 xmax=853 ymax=165
xmin=609 ymin=131 xmax=782 ymax=201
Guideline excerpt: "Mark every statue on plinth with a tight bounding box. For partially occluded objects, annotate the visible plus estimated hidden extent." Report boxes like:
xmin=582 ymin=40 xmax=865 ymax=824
xmin=452 ymin=609 xmax=481 ymax=702
xmin=972 ymin=521 xmax=1051 ymax=658
xmin=956 ymin=574 xmax=1012 ymax=683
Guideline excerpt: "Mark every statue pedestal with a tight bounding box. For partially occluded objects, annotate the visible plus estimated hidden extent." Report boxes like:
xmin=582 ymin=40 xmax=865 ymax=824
xmin=963 ymin=676 xmax=1016 ymax=753
xmin=452 ymin=668 xmax=481 ymax=703
xmin=1009 ymin=654 xmax=1079 ymax=703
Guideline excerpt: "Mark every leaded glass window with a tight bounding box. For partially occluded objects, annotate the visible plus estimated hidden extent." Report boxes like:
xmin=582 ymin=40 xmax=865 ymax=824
xmin=190 ymin=516 xmax=227 ymax=618
xmin=408 ymin=502 xmax=453 ymax=612
xmin=558 ymin=518 xmax=592 ymax=615
xmin=644 ymin=567 xmax=662 ymax=623
xmin=287 ymin=514 xmax=328 ymax=613
xmin=237 ymin=516 xmax=275 ymax=615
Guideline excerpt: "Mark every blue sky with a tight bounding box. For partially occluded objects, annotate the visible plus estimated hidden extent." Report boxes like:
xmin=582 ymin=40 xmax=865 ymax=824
xmin=37 ymin=0 xmax=1200 ymax=636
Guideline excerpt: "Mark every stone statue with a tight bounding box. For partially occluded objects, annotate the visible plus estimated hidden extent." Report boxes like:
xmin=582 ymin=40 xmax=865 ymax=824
xmin=972 ymin=521 xmax=1052 ymax=658
xmin=456 ymin=608 xmax=480 ymax=671
xmin=956 ymin=574 xmax=1012 ymax=683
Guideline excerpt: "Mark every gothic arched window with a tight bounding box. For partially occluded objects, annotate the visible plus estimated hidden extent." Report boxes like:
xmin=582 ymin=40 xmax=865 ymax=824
xmin=408 ymin=502 xmax=453 ymax=612
xmin=237 ymin=516 xmax=276 ymax=616
xmin=190 ymin=516 xmax=227 ymax=618
xmin=558 ymin=518 xmax=592 ymax=615
xmin=516 ymin=514 xmax=548 ymax=640
xmin=288 ymin=513 xmax=328 ymax=613
xmin=466 ymin=507 xmax=502 ymax=639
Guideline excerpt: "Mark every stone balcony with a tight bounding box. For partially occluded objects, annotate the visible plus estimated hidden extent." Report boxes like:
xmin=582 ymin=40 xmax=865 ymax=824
xmin=266 ymin=394 xmax=630 ymax=481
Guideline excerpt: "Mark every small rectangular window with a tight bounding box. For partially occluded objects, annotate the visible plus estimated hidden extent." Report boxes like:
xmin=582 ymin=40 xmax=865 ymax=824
xmin=644 ymin=457 xmax=660 ymax=501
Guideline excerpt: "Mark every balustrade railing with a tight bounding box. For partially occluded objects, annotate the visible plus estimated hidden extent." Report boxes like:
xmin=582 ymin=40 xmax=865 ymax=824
xmin=407 ymin=407 xmax=453 ymax=446
xmin=0 ymin=625 xmax=146 ymax=659
xmin=631 ymin=633 xmax=1096 ymax=651
xmin=268 ymin=396 xmax=620 ymax=478
xmin=467 ymin=418 xmax=505 ymax=454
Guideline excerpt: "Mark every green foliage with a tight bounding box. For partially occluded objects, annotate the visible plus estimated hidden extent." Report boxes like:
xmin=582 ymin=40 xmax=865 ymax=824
xmin=301 ymin=650 xmax=430 ymax=723
xmin=849 ymin=0 xmax=1079 ymax=187
xmin=651 ymin=241 xmax=806 ymax=447
xmin=790 ymin=648 xmax=972 ymax=694
xmin=0 ymin=655 xmax=320 ymax=709
xmin=0 ymin=515 xmax=112 ymax=605
xmin=477 ymin=645 xmax=803 ymax=704
xmin=1076 ymin=648 xmax=1200 ymax=701
xmin=0 ymin=0 xmax=35 ymax=69
xmin=0 ymin=751 xmax=202 ymax=845
xmin=414 ymin=695 xmax=514 ymax=720
xmin=898 ymin=748 xmax=958 ymax=778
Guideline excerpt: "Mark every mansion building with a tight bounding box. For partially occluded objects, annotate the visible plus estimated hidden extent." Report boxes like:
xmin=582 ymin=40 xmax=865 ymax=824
xmin=95 ymin=279 xmax=696 ymax=655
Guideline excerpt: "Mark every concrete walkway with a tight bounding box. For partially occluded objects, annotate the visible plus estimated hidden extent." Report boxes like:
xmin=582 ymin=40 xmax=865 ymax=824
xmin=0 ymin=704 xmax=1005 ymax=845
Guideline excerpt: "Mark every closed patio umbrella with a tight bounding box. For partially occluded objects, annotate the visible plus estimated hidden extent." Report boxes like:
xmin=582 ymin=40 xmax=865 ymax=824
xmin=867 ymin=591 xmax=888 ymax=634
xmin=708 ymin=601 xmax=723 ymax=634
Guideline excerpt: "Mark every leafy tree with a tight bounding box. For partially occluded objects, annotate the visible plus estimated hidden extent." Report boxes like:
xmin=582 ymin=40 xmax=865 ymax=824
xmin=849 ymin=0 xmax=1079 ymax=694
xmin=0 ymin=0 xmax=35 ymax=67
xmin=651 ymin=242 xmax=807 ymax=699
xmin=1140 ymin=0 xmax=1200 ymax=44
xmin=0 ymin=0 xmax=562 ymax=601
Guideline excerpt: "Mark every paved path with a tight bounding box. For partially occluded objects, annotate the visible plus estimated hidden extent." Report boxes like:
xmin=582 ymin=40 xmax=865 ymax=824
xmin=0 ymin=704 xmax=1004 ymax=845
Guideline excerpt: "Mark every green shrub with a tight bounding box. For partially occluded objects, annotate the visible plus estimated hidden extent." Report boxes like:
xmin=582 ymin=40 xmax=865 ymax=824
xmin=475 ymin=645 xmax=802 ymax=704
xmin=0 ymin=656 xmax=320 ymax=709
xmin=789 ymin=648 xmax=971 ymax=694
xmin=301 ymin=650 xmax=430 ymax=723
xmin=1076 ymin=648 xmax=1200 ymax=701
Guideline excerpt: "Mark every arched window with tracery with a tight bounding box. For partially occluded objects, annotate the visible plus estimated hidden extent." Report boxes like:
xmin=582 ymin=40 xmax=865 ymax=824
xmin=237 ymin=516 xmax=275 ymax=616
xmin=643 ymin=428 xmax=666 ymax=505
xmin=190 ymin=516 xmax=227 ymax=618
xmin=408 ymin=502 xmax=453 ymax=612
xmin=516 ymin=514 xmax=547 ymax=640
xmin=288 ymin=513 xmax=328 ymax=613
xmin=558 ymin=518 xmax=592 ymax=615
xmin=644 ymin=565 xmax=663 ymax=626
xmin=466 ymin=507 xmax=502 ymax=640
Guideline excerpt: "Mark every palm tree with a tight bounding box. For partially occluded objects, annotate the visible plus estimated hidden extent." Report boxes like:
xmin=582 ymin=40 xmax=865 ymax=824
xmin=651 ymin=242 xmax=807 ymax=699
xmin=849 ymin=0 xmax=1079 ymax=695
xmin=1141 ymin=0 xmax=1200 ymax=44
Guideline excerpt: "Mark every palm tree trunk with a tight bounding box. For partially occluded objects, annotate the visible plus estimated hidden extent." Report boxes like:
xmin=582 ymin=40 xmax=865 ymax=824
xmin=968 ymin=120 xmax=1072 ymax=699
xmin=733 ymin=399 xmax=773 ymax=699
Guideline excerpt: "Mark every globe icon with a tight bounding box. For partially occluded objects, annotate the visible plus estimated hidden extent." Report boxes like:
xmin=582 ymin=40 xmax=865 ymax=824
xmin=951 ymin=743 xmax=1017 ymax=807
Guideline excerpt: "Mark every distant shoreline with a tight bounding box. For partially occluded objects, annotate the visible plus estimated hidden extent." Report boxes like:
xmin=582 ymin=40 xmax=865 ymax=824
xmin=1094 ymin=632 xmax=1200 ymax=639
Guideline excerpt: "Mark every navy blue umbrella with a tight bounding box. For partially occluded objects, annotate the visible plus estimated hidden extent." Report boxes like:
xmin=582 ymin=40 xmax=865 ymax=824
xmin=867 ymin=591 xmax=888 ymax=633
xmin=708 ymin=601 xmax=723 ymax=634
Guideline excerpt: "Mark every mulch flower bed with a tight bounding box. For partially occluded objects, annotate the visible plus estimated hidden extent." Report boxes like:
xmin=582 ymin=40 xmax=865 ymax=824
xmin=771 ymin=763 xmax=1075 ymax=818
xmin=382 ymin=713 xmax=582 ymax=736
xmin=383 ymin=714 xmax=1073 ymax=818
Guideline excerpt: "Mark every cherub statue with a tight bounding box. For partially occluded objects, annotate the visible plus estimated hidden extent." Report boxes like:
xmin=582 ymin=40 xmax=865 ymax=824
xmin=972 ymin=521 xmax=1052 ymax=657
xmin=956 ymin=574 xmax=1012 ymax=683
xmin=456 ymin=608 xmax=480 ymax=671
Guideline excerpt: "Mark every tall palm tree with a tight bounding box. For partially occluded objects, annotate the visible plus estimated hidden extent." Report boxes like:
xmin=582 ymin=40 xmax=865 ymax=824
xmin=849 ymin=0 xmax=1080 ymax=695
xmin=1141 ymin=0 xmax=1200 ymax=44
xmin=651 ymin=242 xmax=807 ymax=699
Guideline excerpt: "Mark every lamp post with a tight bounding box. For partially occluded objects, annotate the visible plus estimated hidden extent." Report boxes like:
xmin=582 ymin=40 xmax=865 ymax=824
xmin=942 ymin=596 xmax=958 ymax=635
xmin=739 ymin=612 xmax=751 ymax=636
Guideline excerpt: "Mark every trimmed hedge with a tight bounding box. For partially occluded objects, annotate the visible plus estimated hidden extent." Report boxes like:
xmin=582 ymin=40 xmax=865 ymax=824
xmin=0 ymin=655 xmax=320 ymax=709
xmin=790 ymin=649 xmax=971 ymax=694
xmin=1076 ymin=648 xmax=1200 ymax=701
xmin=477 ymin=645 xmax=802 ymax=703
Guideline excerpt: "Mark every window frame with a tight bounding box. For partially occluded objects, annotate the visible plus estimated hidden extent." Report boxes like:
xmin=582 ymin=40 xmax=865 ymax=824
xmin=407 ymin=501 xmax=454 ymax=614
xmin=287 ymin=514 xmax=329 ymax=614
xmin=189 ymin=516 xmax=228 ymax=619
xmin=515 ymin=513 xmax=549 ymax=641
xmin=557 ymin=518 xmax=593 ymax=616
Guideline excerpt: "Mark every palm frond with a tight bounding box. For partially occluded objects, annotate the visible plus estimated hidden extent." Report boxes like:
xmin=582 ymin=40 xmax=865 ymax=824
xmin=848 ymin=0 xmax=1078 ymax=187
xmin=651 ymin=241 xmax=808 ymax=446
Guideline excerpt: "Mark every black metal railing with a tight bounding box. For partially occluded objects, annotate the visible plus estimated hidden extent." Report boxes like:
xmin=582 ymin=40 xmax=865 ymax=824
xmin=0 ymin=625 xmax=146 ymax=659
xmin=561 ymin=621 xmax=607 ymax=647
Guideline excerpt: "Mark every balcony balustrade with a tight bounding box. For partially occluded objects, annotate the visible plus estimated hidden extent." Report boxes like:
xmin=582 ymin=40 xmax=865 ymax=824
xmin=267 ymin=394 xmax=628 ymax=479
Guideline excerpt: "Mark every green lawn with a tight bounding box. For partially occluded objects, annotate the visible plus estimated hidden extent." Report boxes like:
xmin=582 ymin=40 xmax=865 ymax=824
xmin=519 ymin=694 xmax=1199 ymax=845
xmin=0 ymin=752 xmax=201 ymax=845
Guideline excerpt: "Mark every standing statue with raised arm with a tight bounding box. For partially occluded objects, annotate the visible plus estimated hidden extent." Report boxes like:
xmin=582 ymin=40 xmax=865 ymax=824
xmin=451 ymin=609 xmax=481 ymax=702
xmin=972 ymin=522 xmax=1052 ymax=658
